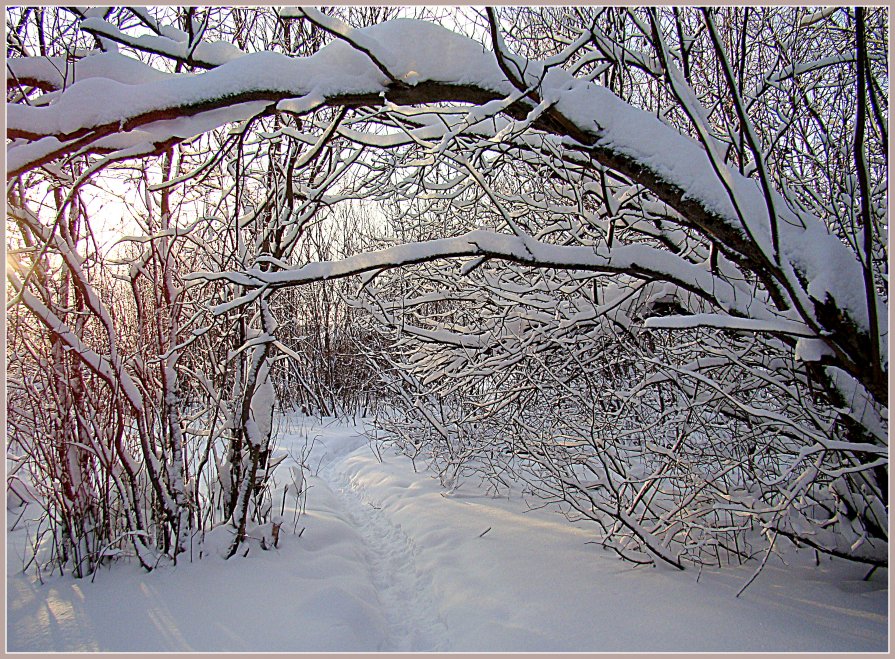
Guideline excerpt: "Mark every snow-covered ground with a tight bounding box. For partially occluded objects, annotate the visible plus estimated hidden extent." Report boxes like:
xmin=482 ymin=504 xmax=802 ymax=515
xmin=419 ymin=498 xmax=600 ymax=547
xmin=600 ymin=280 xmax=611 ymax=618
xmin=6 ymin=415 xmax=888 ymax=652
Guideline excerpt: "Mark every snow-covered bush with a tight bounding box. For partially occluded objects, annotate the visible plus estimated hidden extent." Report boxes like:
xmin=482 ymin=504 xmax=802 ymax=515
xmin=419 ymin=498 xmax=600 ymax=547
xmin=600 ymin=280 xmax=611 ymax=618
xmin=6 ymin=6 xmax=886 ymax=574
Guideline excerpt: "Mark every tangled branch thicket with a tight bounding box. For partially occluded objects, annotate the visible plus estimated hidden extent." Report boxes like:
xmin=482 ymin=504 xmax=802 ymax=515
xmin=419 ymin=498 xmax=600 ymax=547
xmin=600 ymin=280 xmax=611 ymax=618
xmin=6 ymin=6 xmax=887 ymax=578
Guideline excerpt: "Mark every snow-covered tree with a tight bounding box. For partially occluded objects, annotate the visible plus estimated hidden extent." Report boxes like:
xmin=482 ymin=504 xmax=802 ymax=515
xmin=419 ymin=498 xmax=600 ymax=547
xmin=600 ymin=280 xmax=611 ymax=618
xmin=6 ymin=6 xmax=887 ymax=573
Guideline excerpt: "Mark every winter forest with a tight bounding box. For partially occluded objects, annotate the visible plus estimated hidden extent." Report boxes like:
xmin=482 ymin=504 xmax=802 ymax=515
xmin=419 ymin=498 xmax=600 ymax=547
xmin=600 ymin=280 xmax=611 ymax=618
xmin=5 ymin=5 xmax=889 ymax=652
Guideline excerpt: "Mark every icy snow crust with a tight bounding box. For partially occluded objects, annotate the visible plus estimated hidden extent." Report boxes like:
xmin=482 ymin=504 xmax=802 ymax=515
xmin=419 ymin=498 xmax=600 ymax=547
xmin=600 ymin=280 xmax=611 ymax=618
xmin=6 ymin=416 xmax=887 ymax=652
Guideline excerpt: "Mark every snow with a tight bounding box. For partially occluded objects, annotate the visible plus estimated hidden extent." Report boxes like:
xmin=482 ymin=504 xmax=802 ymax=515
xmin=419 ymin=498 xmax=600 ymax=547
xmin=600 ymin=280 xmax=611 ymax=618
xmin=7 ymin=415 xmax=887 ymax=652
xmin=795 ymin=337 xmax=836 ymax=362
xmin=138 ymin=101 xmax=270 ymax=141
xmin=7 ymin=48 xmax=378 ymax=141
xmin=645 ymin=313 xmax=814 ymax=336
xmin=7 ymin=18 xmax=508 ymax=145
xmin=284 ymin=10 xmax=506 ymax=90
xmin=248 ymin=357 xmax=275 ymax=447
xmin=79 ymin=18 xmax=245 ymax=68
xmin=6 ymin=136 xmax=71 ymax=180
xmin=6 ymin=52 xmax=172 ymax=90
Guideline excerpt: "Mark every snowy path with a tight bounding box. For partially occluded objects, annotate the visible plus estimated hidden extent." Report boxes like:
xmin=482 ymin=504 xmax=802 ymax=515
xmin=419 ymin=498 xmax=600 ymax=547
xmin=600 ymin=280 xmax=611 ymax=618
xmin=317 ymin=459 xmax=450 ymax=652
xmin=6 ymin=417 xmax=888 ymax=652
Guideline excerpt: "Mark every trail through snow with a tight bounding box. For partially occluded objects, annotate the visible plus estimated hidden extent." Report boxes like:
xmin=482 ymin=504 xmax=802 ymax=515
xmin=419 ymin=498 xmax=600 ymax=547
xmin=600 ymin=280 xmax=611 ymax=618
xmin=6 ymin=415 xmax=888 ymax=652
xmin=317 ymin=458 xmax=450 ymax=651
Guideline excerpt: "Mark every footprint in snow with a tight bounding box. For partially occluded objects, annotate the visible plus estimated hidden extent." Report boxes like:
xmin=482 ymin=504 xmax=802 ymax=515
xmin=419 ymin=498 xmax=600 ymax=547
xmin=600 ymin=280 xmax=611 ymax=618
xmin=319 ymin=462 xmax=450 ymax=652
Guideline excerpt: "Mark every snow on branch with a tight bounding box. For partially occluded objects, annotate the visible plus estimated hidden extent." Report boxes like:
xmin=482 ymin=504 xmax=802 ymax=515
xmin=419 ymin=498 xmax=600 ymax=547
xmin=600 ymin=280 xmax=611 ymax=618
xmin=6 ymin=51 xmax=172 ymax=92
xmin=190 ymin=229 xmax=799 ymax=330
xmin=643 ymin=313 xmax=815 ymax=337
xmin=79 ymin=17 xmax=245 ymax=69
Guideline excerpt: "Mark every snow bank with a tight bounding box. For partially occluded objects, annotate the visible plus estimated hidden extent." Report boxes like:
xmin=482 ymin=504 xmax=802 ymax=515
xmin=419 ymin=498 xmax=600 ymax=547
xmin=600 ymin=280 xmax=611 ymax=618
xmin=337 ymin=434 xmax=888 ymax=652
